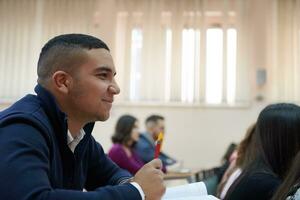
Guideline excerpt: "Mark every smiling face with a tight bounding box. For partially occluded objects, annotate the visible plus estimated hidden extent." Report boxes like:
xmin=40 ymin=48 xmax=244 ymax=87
xmin=67 ymin=48 xmax=120 ymax=123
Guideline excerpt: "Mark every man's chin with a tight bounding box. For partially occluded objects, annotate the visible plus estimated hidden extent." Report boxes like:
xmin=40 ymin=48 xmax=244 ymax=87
xmin=96 ymin=113 xmax=110 ymax=121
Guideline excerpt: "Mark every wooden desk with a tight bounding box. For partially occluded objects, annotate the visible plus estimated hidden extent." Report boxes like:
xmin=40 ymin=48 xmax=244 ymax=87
xmin=164 ymin=169 xmax=203 ymax=182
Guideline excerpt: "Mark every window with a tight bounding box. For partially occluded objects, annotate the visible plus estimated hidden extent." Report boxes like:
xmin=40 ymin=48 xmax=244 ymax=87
xmin=164 ymin=28 xmax=172 ymax=102
xmin=205 ymin=28 xmax=237 ymax=104
xmin=205 ymin=28 xmax=223 ymax=104
xmin=127 ymin=26 xmax=237 ymax=104
xmin=181 ymin=29 xmax=200 ymax=103
xmin=129 ymin=28 xmax=143 ymax=101
xmin=124 ymin=9 xmax=238 ymax=105
xmin=227 ymin=28 xmax=237 ymax=104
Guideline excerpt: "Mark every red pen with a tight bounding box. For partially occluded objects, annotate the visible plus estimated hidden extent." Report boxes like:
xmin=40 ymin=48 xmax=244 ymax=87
xmin=154 ymin=132 xmax=164 ymax=158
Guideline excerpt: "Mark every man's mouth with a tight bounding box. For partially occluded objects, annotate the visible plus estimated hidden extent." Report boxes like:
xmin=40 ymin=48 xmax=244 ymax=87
xmin=102 ymin=99 xmax=113 ymax=103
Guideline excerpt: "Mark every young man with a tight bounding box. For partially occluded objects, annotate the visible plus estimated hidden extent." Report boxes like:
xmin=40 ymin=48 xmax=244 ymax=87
xmin=0 ymin=34 xmax=165 ymax=200
xmin=135 ymin=115 xmax=177 ymax=170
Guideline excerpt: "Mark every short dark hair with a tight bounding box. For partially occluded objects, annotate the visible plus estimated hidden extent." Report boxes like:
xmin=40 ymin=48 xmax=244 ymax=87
xmin=145 ymin=115 xmax=164 ymax=125
xmin=256 ymin=103 xmax=300 ymax=179
xmin=111 ymin=115 xmax=137 ymax=146
xmin=37 ymin=33 xmax=109 ymax=85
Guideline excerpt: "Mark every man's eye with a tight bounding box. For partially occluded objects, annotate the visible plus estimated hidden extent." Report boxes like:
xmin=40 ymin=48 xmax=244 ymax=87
xmin=97 ymin=73 xmax=108 ymax=79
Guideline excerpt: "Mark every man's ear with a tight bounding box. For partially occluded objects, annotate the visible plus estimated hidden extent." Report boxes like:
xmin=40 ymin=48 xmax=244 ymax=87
xmin=51 ymin=71 xmax=72 ymax=94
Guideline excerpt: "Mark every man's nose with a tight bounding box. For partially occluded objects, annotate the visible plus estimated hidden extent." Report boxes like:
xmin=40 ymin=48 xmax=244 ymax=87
xmin=109 ymin=80 xmax=120 ymax=95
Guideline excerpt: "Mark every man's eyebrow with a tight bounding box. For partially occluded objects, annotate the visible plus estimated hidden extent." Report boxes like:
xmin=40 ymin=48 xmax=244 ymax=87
xmin=94 ymin=66 xmax=116 ymax=76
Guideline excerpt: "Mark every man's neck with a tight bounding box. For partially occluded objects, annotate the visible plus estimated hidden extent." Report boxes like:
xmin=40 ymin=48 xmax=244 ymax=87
xmin=68 ymin=118 xmax=85 ymax=138
xmin=49 ymin=90 xmax=86 ymax=138
xmin=145 ymin=131 xmax=155 ymax=142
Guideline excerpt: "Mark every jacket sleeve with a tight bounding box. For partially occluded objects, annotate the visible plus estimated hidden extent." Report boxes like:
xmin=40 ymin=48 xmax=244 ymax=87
xmin=159 ymin=152 xmax=177 ymax=166
xmin=0 ymin=123 xmax=141 ymax=200
xmin=84 ymin=137 xmax=134 ymax=189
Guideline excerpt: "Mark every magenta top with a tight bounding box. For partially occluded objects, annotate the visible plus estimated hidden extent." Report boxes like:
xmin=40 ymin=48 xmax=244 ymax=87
xmin=108 ymin=144 xmax=145 ymax=175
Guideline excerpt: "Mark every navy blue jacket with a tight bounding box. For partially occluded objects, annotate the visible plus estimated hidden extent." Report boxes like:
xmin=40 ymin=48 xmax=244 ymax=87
xmin=0 ymin=85 xmax=141 ymax=200
xmin=134 ymin=133 xmax=176 ymax=167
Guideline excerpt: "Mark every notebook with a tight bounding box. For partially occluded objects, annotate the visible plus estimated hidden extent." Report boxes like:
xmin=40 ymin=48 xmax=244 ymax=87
xmin=162 ymin=182 xmax=219 ymax=200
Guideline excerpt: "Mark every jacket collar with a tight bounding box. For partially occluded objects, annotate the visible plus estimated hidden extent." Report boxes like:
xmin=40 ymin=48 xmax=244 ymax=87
xmin=141 ymin=132 xmax=155 ymax=147
xmin=34 ymin=84 xmax=94 ymax=138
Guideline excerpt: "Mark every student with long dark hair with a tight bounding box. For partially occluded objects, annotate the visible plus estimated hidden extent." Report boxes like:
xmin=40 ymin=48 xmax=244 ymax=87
xmin=108 ymin=115 xmax=145 ymax=175
xmin=224 ymin=103 xmax=300 ymax=200
xmin=272 ymin=151 xmax=300 ymax=200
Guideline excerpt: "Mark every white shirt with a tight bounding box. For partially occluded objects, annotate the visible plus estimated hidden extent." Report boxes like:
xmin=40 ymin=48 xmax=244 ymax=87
xmin=67 ymin=129 xmax=85 ymax=153
xmin=67 ymin=129 xmax=145 ymax=200
xmin=220 ymin=168 xmax=242 ymax=199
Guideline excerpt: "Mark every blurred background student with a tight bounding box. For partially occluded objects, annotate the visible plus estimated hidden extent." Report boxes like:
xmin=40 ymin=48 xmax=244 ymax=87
xmin=108 ymin=115 xmax=144 ymax=175
xmin=200 ymin=142 xmax=237 ymax=195
xmin=135 ymin=115 xmax=176 ymax=171
xmin=217 ymin=123 xmax=257 ymax=199
xmin=224 ymin=103 xmax=300 ymax=200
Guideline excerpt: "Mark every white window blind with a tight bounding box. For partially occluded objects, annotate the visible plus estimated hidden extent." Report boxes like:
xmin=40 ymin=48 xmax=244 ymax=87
xmin=205 ymin=28 xmax=224 ymax=104
xmin=181 ymin=29 xmax=200 ymax=103
xmin=130 ymin=28 xmax=143 ymax=101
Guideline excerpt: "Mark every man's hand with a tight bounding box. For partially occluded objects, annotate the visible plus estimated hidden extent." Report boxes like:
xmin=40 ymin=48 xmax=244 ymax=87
xmin=133 ymin=159 xmax=166 ymax=200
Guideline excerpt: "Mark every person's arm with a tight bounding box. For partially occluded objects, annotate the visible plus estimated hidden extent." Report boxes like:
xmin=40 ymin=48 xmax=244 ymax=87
xmin=0 ymin=123 xmax=141 ymax=200
xmin=86 ymin=142 xmax=166 ymax=200
xmin=133 ymin=159 xmax=166 ymax=200
xmin=160 ymin=152 xmax=177 ymax=166
xmin=85 ymin=138 xmax=135 ymax=189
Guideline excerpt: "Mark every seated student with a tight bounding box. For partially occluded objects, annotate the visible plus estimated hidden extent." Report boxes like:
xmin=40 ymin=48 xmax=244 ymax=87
xmin=201 ymin=143 xmax=237 ymax=195
xmin=0 ymin=34 xmax=165 ymax=200
xmin=271 ymin=150 xmax=300 ymax=200
xmin=217 ymin=123 xmax=257 ymax=199
xmin=108 ymin=115 xmax=145 ymax=175
xmin=134 ymin=115 xmax=177 ymax=169
xmin=224 ymin=103 xmax=300 ymax=200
